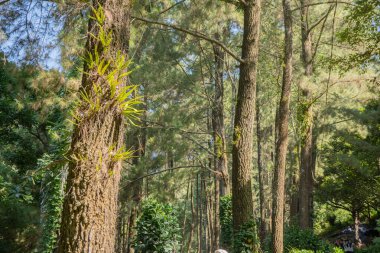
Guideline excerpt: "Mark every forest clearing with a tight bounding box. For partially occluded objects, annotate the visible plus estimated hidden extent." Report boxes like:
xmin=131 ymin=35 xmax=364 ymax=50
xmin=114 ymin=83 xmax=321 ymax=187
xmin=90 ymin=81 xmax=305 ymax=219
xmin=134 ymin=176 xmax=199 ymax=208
xmin=0 ymin=0 xmax=379 ymax=252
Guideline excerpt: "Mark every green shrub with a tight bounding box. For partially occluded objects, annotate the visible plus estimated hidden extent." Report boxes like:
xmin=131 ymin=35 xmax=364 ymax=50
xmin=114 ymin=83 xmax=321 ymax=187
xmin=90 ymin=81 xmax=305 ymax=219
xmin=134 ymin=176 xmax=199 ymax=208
xmin=220 ymin=195 xmax=233 ymax=249
xmin=134 ymin=198 xmax=181 ymax=253
xmin=288 ymin=249 xmax=343 ymax=253
xmin=288 ymin=249 xmax=314 ymax=253
xmin=284 ymin=226 xmax=335 ymax=253
xmin=233 ymin=219 xmax=260 ymax=253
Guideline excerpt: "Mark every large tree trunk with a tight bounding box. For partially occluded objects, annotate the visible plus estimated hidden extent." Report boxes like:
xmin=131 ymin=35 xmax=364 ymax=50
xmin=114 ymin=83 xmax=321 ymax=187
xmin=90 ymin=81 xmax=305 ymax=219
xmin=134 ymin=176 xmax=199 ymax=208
xmin=232 ymin=0 xmax=261 ymax=233
xmin=57 ymin=1 xmax=131 ymax=252
xmin=271 ymin=0 xmax=293 ymax=252
xmin=298 ymin=0 xmax=315 ymax=229
xmin=212 ymin=38 xmax=229 ymax=251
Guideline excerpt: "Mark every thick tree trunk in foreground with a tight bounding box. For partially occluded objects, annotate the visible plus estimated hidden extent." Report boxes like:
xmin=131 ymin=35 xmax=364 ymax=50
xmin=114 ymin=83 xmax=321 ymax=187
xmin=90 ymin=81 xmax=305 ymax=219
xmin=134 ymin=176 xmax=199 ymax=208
xmin=232 ymin=0 xmax=261 ymax=231
xmin=212 ymin=40 xmax=229 ymax=251
xmin=298 ymin=0 xmax=314 ymax=229
xmin=58 ymin=0 xmax=131 ymax=252
xmin=232 ymin=0 xmax=261 ymax=233
xmin=271 ymin=0 xmax=293 ymax=252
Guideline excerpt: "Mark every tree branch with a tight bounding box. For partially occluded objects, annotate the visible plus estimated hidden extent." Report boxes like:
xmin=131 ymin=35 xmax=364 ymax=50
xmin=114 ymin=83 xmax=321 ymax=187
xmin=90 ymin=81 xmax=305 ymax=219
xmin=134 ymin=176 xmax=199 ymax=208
xmin=291 ymin=1 xmax=355 ymax=12
xmin=0 ymin=0 xmax=10 ymax=6
xmin=132 ymin=16 xmax=244 ymax=64
xmin=307 ymin=5 xmax=334 ymax=34
xmin=124 ymin=165 xmax=203 ymax=187
xmin=159 ymin=0 xmax=186 ymax=15
xmin=326 ymin=200 xmax=351 ymax=212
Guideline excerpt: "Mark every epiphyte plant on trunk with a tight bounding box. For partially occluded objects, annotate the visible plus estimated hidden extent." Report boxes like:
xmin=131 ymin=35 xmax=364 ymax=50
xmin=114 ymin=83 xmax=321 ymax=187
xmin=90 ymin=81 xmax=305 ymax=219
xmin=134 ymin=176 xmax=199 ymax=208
xmin=70 ymin=5 xmax=141 ymax=130
xmin=58 ymin=2 xmax=139 ymax=252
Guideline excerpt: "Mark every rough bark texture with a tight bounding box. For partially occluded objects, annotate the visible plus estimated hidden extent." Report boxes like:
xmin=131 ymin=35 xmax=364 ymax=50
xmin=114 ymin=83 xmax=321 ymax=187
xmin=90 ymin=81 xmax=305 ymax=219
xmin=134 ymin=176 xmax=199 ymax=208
xmin=271 ymin=0 xmax=293 ymax=252
xmin=57 ymin=0 xmax=131 ymax=252
xmin=298 ymin=0 xmax=315 ymax=229
xmin=232 ymin=0 xmax=261 ymax=232
xmin=212 ymin=39 xmax=229 ymax=251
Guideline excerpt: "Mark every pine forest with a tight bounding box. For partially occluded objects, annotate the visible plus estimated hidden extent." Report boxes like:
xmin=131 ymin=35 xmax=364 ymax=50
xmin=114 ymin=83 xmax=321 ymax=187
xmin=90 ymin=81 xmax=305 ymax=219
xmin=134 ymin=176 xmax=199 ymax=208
xmin=0 ymin=0 xmax=379 ymax=252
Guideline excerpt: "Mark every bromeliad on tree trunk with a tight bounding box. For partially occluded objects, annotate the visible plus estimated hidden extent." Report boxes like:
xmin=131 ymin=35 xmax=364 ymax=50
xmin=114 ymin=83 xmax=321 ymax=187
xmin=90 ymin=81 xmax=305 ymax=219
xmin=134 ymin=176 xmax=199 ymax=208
xmin=58 ymin=1 xmax=141 ymax=252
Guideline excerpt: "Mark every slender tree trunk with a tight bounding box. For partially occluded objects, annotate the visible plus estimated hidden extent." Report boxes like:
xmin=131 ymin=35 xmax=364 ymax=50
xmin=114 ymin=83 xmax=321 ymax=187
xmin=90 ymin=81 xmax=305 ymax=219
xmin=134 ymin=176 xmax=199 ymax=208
xmin=290 ymin=142 xmax=301 ymax=222
xmin=212 ymin=40 xmax=229 ymax=196
xmin=126 ymin=92 xmax=147 ymax=253
xmin=204 ymin=180 xmax=212 ymax=253
xmin=126 ymin=205 xmax=137 ymax=253
xmin=208 ymin=189 xmax=215 ymax=252
xmin=353 ymin=210 xmax=360 ymax=246
xmin=256 ymin=81 xmax=267 ymax=244
xmin=197 ymin=173 xmax=202 ymax=253
xmin=187 ymin=183 xmax=195 ymax=253
xmin=271 ymin=0 xmax=293 ymax=252
xmin=232 ymin=0 xmax=261 ymax=233
xmin=212 ymin=36 xmax=229 ymax=251
xmin=180 ymin=181 xmax=191 ymax=253
xmin=298 ymin=0 xmax=315 ymax=229
xmin=299 ymin=105 xmax=313 ymax=229
xmin=57 ymin=1 xmax=131 ymax=252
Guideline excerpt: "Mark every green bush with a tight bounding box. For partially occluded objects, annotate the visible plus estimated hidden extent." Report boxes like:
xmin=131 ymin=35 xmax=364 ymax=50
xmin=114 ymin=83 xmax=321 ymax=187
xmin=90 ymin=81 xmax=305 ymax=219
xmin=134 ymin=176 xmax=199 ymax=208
xmin=284 ymin=226 xmax=336 ymax=253
xmin=220 ymin=195 xmax=233 ymax=248
xmin=288 ymin=247 xmax=343 ymax=253
xmin=134 ymin=198 xmax=181 ymax=253
xmin=233 ymin=219 xmax=261 ymax=253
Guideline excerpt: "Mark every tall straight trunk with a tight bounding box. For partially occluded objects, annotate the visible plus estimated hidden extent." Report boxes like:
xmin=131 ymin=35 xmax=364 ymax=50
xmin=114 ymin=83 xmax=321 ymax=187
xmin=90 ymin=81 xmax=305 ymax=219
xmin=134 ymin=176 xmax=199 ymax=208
xmin=57 ymin=1 xmax=131 ymax=252
xmin=212 ymin=37 xmax=229 ymax=251
xmin=256 ymin=82 xmax=267 ymax=244
xmin=353 ymin=210 xmax=360 ymax=246
xmin=212 ymin=40 xmax=229 ymax=196
xmin=126 ymin=153 xmax=143 ymax=253
xmin=271 ymin=0 xmax=293 ymax=252
xmin=290 ymin=141 xmax=301 ymax=222
xmin=126 ymin=205 xmax=137 ymax=253
xmin=299 ymin=96 xmax=313 ymax=229
xmin=208 ymin=189 xmax=215 ymax=252
xmin=187 ymin=183 xmax=195 ymax=253
xmin=232 ymin=0 xmax=261 ymax=232
xmin=126 ymin=92 xmax=148 ymax=253
xmin=298 ymin=0 xmax=314 ymax=229
xmin=197 ymin=173 xmax=202 ymax=253
xmin=180 ymin=181 xmax=191 ymax=253
xmin=204 ymin=180 xmax=212 ymax=253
